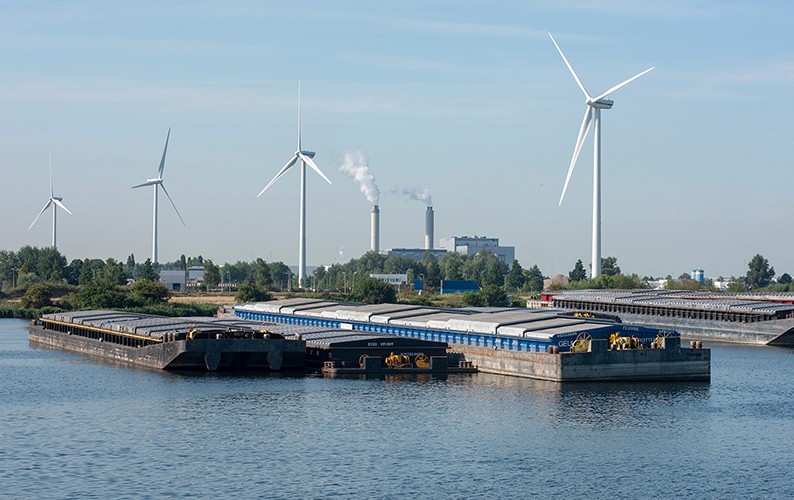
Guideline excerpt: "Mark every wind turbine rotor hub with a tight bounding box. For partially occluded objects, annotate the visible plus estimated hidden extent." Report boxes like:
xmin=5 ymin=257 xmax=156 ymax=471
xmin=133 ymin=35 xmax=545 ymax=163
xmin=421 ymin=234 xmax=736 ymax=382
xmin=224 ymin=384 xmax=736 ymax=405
xmin=592 ymin=98 xmax=614 ymax=109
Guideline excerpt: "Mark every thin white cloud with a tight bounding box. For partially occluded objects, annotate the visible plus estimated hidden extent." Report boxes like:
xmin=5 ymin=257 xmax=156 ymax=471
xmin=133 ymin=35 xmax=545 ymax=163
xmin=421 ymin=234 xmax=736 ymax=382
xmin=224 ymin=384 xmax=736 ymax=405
xmin=533 ymin=0 xmax=745 ymax=19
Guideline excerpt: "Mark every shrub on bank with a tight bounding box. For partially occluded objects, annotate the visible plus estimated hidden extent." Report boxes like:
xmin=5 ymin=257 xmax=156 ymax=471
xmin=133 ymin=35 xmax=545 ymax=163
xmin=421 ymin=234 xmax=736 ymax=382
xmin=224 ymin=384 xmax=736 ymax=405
xmin=0 ymin=306 xmax=64 ymax=319
xmin=121 ymin=302 xmax=219 ymax=317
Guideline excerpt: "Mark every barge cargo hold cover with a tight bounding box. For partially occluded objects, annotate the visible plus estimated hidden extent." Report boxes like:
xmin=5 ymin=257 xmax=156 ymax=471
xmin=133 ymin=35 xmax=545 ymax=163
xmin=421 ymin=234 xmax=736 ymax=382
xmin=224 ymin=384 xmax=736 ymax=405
xmin=234 ymin=299 xmax=710 ymax=382
xmin=542 ymin=290 xmax=794 ymax=345
xmin=29 ymin=310 xmax=306 ymax=371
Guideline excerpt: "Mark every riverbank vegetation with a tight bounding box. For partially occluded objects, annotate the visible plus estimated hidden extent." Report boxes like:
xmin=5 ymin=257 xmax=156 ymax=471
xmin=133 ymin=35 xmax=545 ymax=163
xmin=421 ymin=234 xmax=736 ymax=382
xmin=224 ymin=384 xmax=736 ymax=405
xmin=1 ymin=246 xmax=790 ymax=317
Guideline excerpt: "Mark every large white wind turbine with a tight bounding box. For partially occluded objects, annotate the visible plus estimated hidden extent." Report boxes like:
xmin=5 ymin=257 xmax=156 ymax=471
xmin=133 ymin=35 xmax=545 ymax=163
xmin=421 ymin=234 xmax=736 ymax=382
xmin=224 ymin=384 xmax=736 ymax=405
xmin=257 ymin=83 xmax=332 ymax=288
xmin=549 ymin=33 xmax=653 ymax=278
xmin=29 ymin=154 xmax=72 ymax=249
xmin=132 ymin=128 xmax=185 ymax=265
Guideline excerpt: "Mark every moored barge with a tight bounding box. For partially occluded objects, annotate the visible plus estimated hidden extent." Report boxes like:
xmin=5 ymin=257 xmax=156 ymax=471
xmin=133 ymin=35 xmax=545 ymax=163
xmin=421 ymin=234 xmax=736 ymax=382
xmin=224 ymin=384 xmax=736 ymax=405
xmin=29 ymin=310 xmax=305 ymax=371
xmin=234 ymin=299 xmax=710 ymax=382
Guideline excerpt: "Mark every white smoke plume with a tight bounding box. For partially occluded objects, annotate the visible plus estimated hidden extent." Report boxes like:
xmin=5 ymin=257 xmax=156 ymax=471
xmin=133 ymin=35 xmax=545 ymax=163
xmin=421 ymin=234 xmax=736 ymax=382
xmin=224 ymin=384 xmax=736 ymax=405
xmin=339 ymin=151 xmax=379 ymax=205
xmin=401 ymin=186 xmax=433 ymax=206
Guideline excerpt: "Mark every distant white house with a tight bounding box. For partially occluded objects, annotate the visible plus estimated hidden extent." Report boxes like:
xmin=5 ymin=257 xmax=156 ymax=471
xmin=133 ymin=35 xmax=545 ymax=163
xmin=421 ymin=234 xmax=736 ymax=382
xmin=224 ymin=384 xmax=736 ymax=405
xmin=370 ymin=273 xmax=408 ymax=286
xmin=711 ymin=277 xmax=734 ymax=291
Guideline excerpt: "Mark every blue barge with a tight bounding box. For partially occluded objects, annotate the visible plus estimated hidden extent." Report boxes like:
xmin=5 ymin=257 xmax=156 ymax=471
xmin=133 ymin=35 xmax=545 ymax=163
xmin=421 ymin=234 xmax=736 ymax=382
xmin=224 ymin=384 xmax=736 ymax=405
xmin=235 ymin=299 xmax=711 ymax=382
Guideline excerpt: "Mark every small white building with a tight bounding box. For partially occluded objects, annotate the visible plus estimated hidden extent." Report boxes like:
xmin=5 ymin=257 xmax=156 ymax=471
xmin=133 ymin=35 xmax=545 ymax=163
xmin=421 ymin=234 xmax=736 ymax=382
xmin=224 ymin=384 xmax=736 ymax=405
xmin=370 ymin=273 xmax=408 ymax=286
xmin=711 ymin=277 xmax=734 ymax=291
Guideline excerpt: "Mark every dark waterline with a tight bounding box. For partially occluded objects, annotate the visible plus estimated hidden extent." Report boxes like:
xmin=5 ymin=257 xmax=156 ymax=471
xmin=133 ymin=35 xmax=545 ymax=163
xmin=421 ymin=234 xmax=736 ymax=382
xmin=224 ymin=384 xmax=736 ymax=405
xmin=1 ymin=318 xmax=792 ymax=499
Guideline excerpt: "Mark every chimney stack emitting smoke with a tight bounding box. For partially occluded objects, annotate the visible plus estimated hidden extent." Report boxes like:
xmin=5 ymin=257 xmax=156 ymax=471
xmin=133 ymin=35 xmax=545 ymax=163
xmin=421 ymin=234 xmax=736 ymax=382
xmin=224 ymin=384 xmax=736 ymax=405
xmin=371 ymin=205 xmax=380 ymax=252
xmin=425 ymin=206 xmax=434 ymax=250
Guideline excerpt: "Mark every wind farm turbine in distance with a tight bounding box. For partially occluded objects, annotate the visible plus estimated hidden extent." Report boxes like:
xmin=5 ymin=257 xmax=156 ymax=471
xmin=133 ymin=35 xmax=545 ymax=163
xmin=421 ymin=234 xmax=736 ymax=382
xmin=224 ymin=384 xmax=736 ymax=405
xmin=132 ymin=128 xmax=185 ymax=265
xmin=549 ymin=33 xmax=653 ymax=278
xmin=257 ymin=83 xmax=332 ymax=288
xmin=29 ymin=154 xmax=72 ymax=249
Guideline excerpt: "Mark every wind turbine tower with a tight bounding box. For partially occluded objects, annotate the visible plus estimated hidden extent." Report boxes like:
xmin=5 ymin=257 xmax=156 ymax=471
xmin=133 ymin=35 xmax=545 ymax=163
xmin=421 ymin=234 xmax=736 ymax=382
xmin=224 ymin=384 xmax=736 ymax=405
xmin=549 ymin=33 xmax=653 ymax=278
xmin=29 ymin=154 xmax=72 ymax=249
xmin=257 ymin=83 xmax=332 ymax=288
xmin=132 ymin=128 xmax=186 ymax=265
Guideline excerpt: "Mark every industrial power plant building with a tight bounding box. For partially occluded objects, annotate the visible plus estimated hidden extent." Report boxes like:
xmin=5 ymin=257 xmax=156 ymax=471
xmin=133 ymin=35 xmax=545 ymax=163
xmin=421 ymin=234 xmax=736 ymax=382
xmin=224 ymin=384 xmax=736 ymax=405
xmin=440 ymin=236 xmax=515 ymax=263
xmin=384 ymin=235 xmax=515 ymax=264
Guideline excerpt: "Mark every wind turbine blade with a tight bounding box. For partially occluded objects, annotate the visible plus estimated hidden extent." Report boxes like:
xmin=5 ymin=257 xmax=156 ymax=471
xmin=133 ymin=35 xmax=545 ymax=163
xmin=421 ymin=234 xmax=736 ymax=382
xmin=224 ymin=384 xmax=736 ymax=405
xmin=52 ymin=199 xmax=72 ymax=215
xmin=28 ymin=200 xmax=53 ymax=230
xmin=548 ymin=33 xmax=591 ymax=100
xmin=159 ymin=183 xmax=186 ymax=227
xmin=591 ymin=67 xmax=655 ymax=103
xmin=257 ymin=155 xmax=298 ymax=197
xmin=158 ymin=127 xmax=171 ymax=179
xmin=131 ymin=180 xmax=159 ymax=189
xmin=297 ymin=80 xmax=302 ymax=151
xmin=559 ymin=107 xmax=593 ymax=206
xmin=299 ymin=153 xmax=332 ymax=185
xmin=49 ymin=153 xmax=53 ymax=197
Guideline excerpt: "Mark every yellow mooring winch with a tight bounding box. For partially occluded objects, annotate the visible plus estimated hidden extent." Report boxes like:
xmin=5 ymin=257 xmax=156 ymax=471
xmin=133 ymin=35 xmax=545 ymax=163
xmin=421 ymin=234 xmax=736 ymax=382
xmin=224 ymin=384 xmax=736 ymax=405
xmin=608 ymin=332 xmax=640 ymax=350
xmin=570 ymin=333 xmax=592 ymax=353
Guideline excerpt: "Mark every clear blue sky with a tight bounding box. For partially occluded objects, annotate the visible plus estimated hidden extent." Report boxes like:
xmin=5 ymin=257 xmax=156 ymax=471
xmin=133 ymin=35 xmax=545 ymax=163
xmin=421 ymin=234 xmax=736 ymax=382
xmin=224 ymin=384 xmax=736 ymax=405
xmin=1 ymin=0 xmax=792 ymax=279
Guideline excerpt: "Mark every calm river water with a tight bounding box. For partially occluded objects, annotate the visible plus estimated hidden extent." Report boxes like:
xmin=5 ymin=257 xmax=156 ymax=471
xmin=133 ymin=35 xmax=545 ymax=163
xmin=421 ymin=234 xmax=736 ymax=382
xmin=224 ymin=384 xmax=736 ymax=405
xmin=1 ymin=318 xmax=792 ymax=499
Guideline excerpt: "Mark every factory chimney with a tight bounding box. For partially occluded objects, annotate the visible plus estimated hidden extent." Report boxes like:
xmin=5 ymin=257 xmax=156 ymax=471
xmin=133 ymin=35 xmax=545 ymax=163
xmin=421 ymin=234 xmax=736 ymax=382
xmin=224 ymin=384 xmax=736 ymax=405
xmin=425 ymin=206 xmax=434 ymax=250
xmin=370 ymin=205 xmax=380 ymax=252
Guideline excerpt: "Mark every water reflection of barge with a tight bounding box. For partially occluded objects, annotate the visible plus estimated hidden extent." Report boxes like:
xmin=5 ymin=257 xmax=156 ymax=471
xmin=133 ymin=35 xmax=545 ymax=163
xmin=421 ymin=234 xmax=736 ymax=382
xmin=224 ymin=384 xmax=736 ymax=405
xmin=234 ymin=299 xmax=711 ymax=382
xmin=29 ymin=310 xmax=305 ymax=372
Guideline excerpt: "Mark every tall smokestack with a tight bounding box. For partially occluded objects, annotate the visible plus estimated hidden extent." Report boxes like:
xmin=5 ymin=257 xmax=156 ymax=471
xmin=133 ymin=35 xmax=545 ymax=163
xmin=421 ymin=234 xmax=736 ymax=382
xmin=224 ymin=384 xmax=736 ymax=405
xmin=425 ymin=206 xmax=434 ymax=250
xmin=370 ymin=205 xmax=380 ymax=252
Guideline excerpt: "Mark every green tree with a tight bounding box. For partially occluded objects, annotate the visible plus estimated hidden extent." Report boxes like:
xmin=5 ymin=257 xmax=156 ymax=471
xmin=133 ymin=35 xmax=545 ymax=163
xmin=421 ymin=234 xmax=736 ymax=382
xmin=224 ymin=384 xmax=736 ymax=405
xmin=524 ymin=265 xmax=544 ymax=292
xmin=506 ymin=260 xmax=525 ymax=292
xmin=569 ymin=259 xmax=587 ymax=281
xmin=478 ymin=284 xmax=509 ymax=307
xmin=21 ymin=283 xmax=53 ymax=308
xmin=102 ymin=258 xmax=127 ymax=285
xmin=74 ymin=279 xmax=127 ymax=309
xmin=464 ymin=250 xmax=508 ymax=287
xmin=664 ymin=278 xmax=702 ymax=291
xmin=727 ymin=278 xmax=746 ymax=293
xmin=17 ymin=271 xmax=42 ymax=289
xmin=0 ymin=250 xmax=21 ymax=289
xmin=744 ymin=254 xmax=774 ymax=290
xmin=601 ymin=256 xmax=621 ymax=276
xmin=78 ymin=258 xmax=106 ymax=285
xmin=778 ymin=273 xmax=792 ymax=285
xmin=129 ymin=279 xmax=171 ymax=306
xmin=126 ymin=254 xmax=136 ymax=276
xmin=64 ymin=259 xmax=84 ymax=286
xmin=139 ymin=258 xmax=158 ymax=281
xmin=235 ymin=280 xmax=273 ymax=303
xmin=268 ymin=262 xmax=292 ymax=290
xmin=439 ymin=251 xmax=464 ymax=280
xmin=351 ymin=276 xmax=397 ymax=304
xmin=203 ymin=260 xmax=221 ymax=289
xmin=253 ymin=258 xmax=273 ymax=289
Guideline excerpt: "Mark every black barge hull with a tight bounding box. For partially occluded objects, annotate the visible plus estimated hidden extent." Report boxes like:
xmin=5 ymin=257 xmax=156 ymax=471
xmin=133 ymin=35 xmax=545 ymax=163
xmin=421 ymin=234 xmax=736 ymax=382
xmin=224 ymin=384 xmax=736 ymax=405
xmin=29 ymin=318 xmax=305 ymax=372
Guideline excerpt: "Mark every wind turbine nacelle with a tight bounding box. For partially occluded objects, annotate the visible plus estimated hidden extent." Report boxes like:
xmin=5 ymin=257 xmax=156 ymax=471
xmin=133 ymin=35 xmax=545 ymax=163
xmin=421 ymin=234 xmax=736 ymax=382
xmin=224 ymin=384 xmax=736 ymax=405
xmin=300 ymin=150 xmax=316 ymax=158
xmin=592 ymin=99 xmax=614 ymax=109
